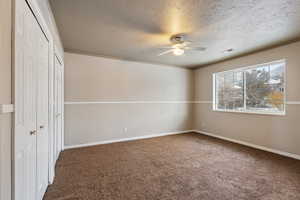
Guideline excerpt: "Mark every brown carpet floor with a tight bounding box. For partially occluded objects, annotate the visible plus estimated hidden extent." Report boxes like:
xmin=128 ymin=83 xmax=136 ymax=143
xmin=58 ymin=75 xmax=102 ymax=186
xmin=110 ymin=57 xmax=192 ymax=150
xmin=44 ymin=133 xmax=300 ymax=200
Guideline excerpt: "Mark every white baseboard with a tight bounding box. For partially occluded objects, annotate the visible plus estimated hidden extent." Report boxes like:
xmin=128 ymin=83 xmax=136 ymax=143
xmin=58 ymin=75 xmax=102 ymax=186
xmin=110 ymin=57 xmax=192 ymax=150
xmin=64 ymin=130 xmax=194 ymax=150
xmin=64 ymin=129 xmax=300 ymax=160
xmin=193 ymin=130 xmax=300 ymax=160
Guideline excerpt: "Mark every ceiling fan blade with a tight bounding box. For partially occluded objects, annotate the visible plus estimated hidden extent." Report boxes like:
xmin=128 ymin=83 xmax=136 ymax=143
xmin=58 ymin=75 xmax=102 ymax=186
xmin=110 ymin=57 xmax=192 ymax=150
xmin=158 ymin=46 xmax=174 ymax=49
xmin=158 ymin=49 xmax=174 ymax=56
xmin=185 ymin=46 xmax=207 ymax=51
xmin=182 ymin=41 xmax=191 ymax=46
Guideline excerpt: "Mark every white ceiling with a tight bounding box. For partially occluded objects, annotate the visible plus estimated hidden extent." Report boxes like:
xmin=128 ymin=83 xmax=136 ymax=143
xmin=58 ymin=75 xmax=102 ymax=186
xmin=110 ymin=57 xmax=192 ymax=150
xmin=50 ymin=0 xmax=300 ymax=68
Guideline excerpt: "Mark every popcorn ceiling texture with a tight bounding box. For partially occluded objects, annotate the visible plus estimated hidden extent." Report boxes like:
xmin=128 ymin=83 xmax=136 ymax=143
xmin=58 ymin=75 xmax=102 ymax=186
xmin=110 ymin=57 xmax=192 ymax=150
xmin=50 ymin=0 xmax=300 ymax=67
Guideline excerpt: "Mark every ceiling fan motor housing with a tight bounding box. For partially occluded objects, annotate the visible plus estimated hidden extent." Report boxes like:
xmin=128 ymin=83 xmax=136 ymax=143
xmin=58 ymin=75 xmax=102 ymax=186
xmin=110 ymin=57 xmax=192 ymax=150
xmin=170 ymin=34 xmax=186 ymax=44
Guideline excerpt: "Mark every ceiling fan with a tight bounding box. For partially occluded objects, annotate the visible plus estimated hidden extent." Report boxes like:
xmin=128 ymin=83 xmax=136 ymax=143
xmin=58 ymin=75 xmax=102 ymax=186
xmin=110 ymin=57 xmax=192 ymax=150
xmin=158 ymin=33 xmax=206 ymax=56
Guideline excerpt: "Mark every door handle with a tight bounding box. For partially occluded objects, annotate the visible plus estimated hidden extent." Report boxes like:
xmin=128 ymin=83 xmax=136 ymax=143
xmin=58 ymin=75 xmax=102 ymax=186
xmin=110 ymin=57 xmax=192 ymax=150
xmin=40 ymin=125 xmax=45 ymax=129
xmin=30 ymin=130 xmax=37 ymax=135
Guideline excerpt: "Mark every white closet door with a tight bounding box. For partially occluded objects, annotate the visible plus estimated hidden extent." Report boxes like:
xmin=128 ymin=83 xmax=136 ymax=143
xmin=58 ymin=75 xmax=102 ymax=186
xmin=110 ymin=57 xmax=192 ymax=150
xmin=14 ymin=0 xmax=38 ymax=199
xmin=54 ymin=56 xmax=63 ymax=160
xmin=54 ymin=59 xmax=58 ymax=160
xmin=14 ymin=1 xmax=50 ymax=200
xmin=36 ymin=19 xmax=49 ymax=200
xmin=57 ymin=63 xmax=63 ymax=154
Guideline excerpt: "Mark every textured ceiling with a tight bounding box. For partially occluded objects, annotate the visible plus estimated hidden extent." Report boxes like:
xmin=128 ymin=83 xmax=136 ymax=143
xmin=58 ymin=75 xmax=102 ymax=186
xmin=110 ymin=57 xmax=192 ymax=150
xmin=50 ymin=0 xmax=300 ymax=68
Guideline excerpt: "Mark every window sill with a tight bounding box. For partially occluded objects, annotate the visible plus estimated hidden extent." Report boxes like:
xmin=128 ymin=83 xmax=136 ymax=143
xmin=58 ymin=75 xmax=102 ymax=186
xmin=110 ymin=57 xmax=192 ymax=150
xmin=212 ymin=109 xmax=286 ymax=116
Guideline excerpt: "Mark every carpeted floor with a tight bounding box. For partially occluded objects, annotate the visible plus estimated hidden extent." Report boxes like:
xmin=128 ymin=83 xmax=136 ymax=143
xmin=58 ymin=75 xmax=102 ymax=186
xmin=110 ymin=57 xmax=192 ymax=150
xmin=44 ymin=133 xmax=300 ymax=200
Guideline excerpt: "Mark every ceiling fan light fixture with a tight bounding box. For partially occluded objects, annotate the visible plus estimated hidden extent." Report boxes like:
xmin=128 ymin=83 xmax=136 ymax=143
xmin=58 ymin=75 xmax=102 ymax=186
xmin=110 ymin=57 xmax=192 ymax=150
xmin=173 ymin=48 xmax=184 ymax=56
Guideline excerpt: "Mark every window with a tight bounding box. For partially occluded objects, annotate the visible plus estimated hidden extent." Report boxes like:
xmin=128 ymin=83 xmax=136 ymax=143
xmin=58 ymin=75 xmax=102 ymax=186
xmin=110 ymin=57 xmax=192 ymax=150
xmin=213 ymin=60 xmax=285 ymax=115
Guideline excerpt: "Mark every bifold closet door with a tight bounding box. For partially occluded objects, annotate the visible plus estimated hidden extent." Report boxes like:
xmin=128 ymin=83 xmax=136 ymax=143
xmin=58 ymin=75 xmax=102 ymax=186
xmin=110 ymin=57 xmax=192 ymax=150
xmin=14 ymin=1 xmax=38 ymax=199
xmin=54 ymin=56 xmax=63 ymax=160
xmin=36 ymin=18 xmax=50 ymax=200
xmin=14 ymin=0 xmax=49 ymax=200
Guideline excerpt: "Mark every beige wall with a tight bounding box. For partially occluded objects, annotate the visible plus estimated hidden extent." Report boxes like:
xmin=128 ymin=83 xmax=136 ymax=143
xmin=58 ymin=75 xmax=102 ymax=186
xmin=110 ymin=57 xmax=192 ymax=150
xmin=64 ymin=52 xmax=194 ymax=146
xmin=194 ymin=41 xmax=300 ymax=155
xmin=0 ymin=0 xmax=12 ymax=199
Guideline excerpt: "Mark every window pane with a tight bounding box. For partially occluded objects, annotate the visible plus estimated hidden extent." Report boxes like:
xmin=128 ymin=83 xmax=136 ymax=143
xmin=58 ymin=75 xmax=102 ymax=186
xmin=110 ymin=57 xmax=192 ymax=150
xmin=269 ymin=63 xmax=285 ymax=111
xmin=246 ymin=63 xmax=284 ymax=112
xmin=233 ymin=71 xmax=244 ymax=110
xmin=216 ymin=71 xmax=244 ymax=110
xmin=216 ymin=73 xmax=226 ymax=109
xmin=214 ymin=60 xmax=285 ymax=114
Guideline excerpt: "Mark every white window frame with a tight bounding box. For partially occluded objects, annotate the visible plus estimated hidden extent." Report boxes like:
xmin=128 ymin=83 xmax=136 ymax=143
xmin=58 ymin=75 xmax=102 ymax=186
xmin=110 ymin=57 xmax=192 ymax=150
xmin=213 ymin=59 xmax=286 ymax=116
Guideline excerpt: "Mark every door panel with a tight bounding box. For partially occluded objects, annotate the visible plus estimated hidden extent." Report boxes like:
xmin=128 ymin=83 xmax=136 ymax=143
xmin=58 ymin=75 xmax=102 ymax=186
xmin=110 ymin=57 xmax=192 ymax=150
xmin=53 ymin=61 xmax=58 ymax=160
xmin=54 ymin=56 xmax=63 ymax=160
xmin=14 ymin=0 xmax=37 ymax=199
xmin=14 ymin=1 xmax=50 ymax=200
xmin=36 ymin=17 xmax=49 ymax=200
xmin=57 ymin=65 xmax=63 ymax=154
